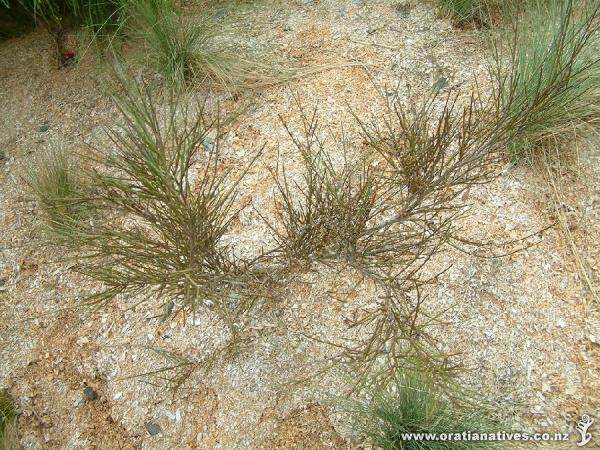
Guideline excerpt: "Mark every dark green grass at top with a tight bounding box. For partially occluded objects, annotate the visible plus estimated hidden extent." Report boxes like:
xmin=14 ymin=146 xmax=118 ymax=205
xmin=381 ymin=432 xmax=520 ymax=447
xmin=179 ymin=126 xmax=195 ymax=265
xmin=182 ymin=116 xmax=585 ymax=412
xmin=353 ymin=370 xmax=507 ymax=450
xmin=0 ymin=0 xmax=125 ymax=37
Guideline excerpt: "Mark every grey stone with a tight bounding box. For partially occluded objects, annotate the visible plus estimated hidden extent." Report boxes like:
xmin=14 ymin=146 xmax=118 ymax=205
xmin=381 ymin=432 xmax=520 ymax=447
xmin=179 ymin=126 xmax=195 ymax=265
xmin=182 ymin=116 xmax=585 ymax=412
xmin=145 ymin=421 xmax=162 ymax=436
xmin=83 ymin=387 xmax=98 ymax=401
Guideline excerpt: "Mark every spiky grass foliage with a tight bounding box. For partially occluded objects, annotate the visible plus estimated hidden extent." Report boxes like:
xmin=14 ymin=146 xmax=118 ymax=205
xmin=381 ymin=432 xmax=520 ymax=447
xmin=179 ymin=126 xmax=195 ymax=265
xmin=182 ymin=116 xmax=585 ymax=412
xmin=352 ymin=370 xmax=505 ymax=450
xmin=0 ymin=390 xmax=17 ymax=450
xmin=437 ymin=0 xmax=496 ymax=27
xmin=126 ymin=0 xmax=205 ymax=84
xmin=25 ymin=147 xmax=94 ymax=243
xmin=72 ymin=82 xmax=265 ymax=323
xmin=494 ymin=0 xmax=600 ymax=162
xmin=1 ymin=0 xmax=124 ymax=34
xmin=126 ymin=0 xmax=289 ymax=89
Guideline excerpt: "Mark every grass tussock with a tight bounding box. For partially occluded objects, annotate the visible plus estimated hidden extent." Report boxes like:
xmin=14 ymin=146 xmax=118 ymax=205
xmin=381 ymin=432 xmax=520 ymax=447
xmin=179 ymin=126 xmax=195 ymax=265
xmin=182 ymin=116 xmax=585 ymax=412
xmin=72 ymin=81 xmax=266 ymax=323
xmin=494 ymin=0 xmax=600 ymax=162
xmin=126 ymin=0 xmax=209 ymax=85
xmin=351 ymin=370 xmax=505 ymax=450
xmin=437 ymin=0 xmax=498 ymax=27
xmin=25 ymin=147 xmax=94 ymax=243
xmin=2 ymin=0 xmax=289 ymax=90
xmin=126 ymin=0 xmax=291 ymax=89
xmin=1 ymin=0 xmax=124 ymax=35
xmin=0 ymin=390 xmax=18 ymax=450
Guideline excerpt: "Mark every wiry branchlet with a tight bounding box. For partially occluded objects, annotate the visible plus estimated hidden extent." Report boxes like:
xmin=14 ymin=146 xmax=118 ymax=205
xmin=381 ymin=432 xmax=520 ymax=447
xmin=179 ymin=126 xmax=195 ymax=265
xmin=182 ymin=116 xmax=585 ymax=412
xmin=267 ymin=105 xmax=388 ymax=269
xmin=354 ymin=90 xmax=507 ymax=283
xmin=330 ymin=89 xmax=509 ymax=387
xmin=340 ymin=282 xmax=461 ymax=391
xmin=273 ymin=90 xmax=506 ymax=387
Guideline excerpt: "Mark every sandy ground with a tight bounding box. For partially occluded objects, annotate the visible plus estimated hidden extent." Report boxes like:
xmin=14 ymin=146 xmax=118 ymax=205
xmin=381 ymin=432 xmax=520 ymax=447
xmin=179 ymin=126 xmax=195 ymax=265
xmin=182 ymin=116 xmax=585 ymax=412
xmin=0 ymin=0 xmax=598 ymax=448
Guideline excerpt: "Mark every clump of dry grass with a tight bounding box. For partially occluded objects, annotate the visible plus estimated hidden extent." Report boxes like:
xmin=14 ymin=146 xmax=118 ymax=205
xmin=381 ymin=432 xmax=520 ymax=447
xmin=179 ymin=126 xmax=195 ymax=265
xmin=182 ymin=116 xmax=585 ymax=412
xmin=125 ymin=0 xmax=293 ymax=90
xmin=25 ymin=147 xmax=94 ymax=243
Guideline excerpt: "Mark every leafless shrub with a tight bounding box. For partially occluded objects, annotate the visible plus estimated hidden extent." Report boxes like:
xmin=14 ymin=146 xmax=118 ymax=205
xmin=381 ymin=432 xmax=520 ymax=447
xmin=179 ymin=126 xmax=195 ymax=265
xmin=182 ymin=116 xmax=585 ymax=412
xmin=72 ymin=80 xmax=268 ymax=325
xmin=265 ymin=105 xmax=392 ymax=270
xmin=276 ymin=89 xmax=510 ymax=387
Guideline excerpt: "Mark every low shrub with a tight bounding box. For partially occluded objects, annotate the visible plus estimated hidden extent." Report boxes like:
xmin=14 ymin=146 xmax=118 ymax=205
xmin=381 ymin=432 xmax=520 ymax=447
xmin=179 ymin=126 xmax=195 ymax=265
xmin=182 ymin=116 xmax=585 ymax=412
xmin=72 ymin=81 xmax=266 ymax=323
xmin=272 ymin=90 xmax=507 ymax=386
xmin=267 ymin=104 xmax=386 ymax=268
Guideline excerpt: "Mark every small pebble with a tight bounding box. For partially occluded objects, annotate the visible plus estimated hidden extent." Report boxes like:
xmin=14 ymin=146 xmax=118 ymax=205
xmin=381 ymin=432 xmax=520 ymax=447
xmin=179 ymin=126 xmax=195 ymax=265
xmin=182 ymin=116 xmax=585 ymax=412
xmin=145 ymin=421 xmax=162 ymax=436
xmin=432 ymin=77 xmax=449 ymax=91
xmin=83 ymin=387 xmax=98 ymax=401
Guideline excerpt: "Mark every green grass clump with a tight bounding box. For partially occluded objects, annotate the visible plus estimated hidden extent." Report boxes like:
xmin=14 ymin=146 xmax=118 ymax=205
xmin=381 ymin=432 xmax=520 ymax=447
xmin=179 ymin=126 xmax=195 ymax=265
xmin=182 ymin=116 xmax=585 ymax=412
xmin=352 ymin=370 xmax=505 ymax=450
xmin=437 ymin=0 xmax=497 ymax=27
xmin=25 ymin=147 xmax=93 ymax=243
xmin=126 ymin=0 xmax=206 ymax=84
xmin=0 ymin=390 xmax=17 ymax=450
xmin=494 ymin=0 xmax=600 ymax=162
xmin=1 ymin=0 xmax=124 ymax=35
xmin=126 ymin=0 xmax=288 ymax=89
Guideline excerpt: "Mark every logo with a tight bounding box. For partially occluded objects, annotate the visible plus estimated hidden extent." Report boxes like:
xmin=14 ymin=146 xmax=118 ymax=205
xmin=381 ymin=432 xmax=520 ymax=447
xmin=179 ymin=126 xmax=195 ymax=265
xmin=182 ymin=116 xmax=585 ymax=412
xmin=576 ymin=414 xmax=594 ymax=447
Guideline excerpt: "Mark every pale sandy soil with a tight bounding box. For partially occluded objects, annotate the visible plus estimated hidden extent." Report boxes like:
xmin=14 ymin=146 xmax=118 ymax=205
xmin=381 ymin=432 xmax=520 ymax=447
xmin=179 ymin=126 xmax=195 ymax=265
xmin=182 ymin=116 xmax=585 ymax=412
xmin=0 ymin=1 xmax=598 ymax=449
